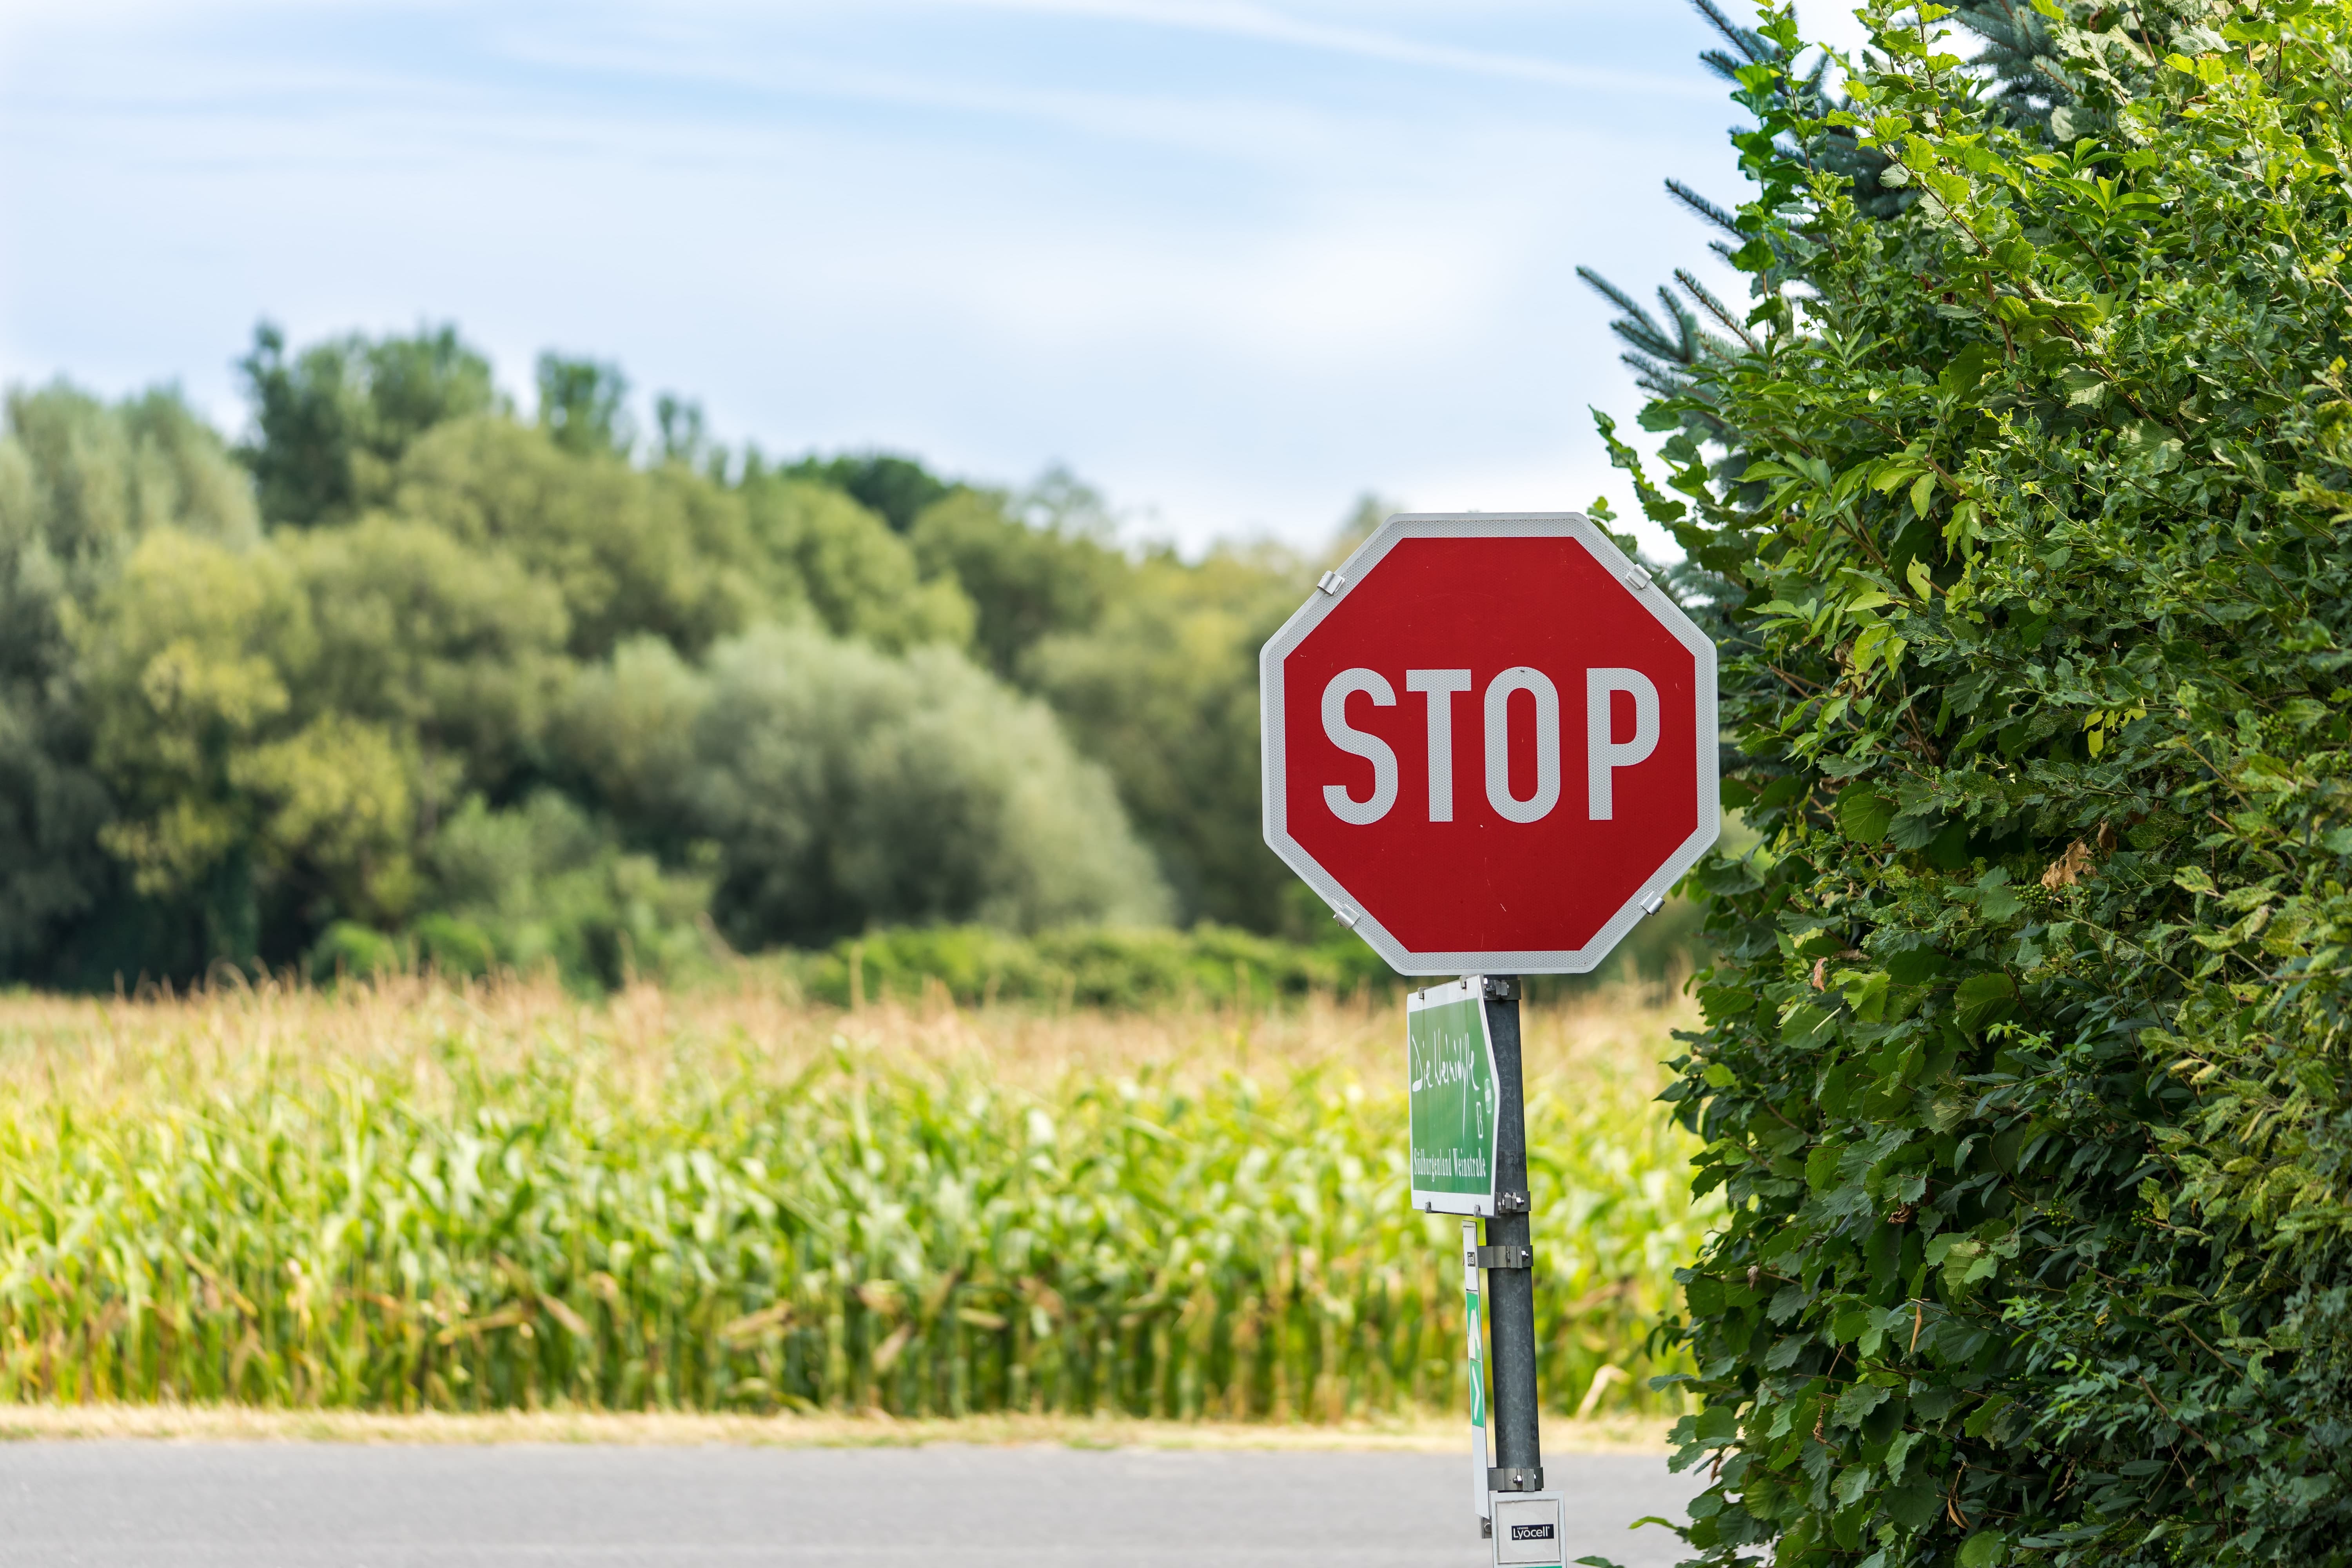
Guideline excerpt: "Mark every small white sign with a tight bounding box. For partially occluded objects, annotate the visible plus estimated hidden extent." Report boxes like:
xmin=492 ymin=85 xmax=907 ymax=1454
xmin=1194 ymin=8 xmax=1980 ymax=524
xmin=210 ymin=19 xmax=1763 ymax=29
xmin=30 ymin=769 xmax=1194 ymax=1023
xmin=1491 ymin=1491 xmax=1568 ymax=1568
xmin=1463 ymin=1220 xmax=1490 ymax=1531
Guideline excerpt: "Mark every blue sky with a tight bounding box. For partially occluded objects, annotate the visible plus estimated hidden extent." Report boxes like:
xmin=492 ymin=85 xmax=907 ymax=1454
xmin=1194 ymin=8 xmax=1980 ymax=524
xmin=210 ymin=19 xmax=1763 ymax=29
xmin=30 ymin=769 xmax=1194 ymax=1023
xmin=0 ymin=0 xmax=1873 ymax=555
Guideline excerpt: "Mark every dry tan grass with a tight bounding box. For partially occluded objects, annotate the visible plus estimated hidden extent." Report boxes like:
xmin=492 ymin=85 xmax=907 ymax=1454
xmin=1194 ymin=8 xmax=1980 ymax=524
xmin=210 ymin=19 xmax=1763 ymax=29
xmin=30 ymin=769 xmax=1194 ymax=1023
xmin=0 ymin=972 xmax=1694 ymax=1110
xmin=0 ymin=1401 xmax=1673 ymax=1453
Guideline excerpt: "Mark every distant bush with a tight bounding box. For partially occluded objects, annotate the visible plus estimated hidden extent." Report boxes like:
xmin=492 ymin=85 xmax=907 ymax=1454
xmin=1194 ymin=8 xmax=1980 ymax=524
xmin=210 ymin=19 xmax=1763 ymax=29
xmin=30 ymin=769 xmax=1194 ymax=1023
xmin=297 ymin=906 xmax=1710 ymax=1008
xmin=772 ymin=922 xmax=1376 ymax=1010
xmin=767 ymin=906 xmax=1707 ymax=1012
xmin=306 ymin=920 xmax=404 ymax=984
xmin=409 ymin=912 xmax=498 ymax=979
xmin=415 ymin=790 xmax=719 ymax=991
xmin=688 ymin=626 xmax=1171 ymax=946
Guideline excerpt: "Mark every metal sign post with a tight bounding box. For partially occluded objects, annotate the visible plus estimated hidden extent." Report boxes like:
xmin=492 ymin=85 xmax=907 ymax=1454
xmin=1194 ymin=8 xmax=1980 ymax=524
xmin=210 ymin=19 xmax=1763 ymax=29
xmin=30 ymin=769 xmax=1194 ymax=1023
xmin=1480 ymin=976 xmax=1563 ymax=1568
xmin=1414 ymin=975 xmax=1543 ymax=1546
xmin=1479 ymin=976 xmax=1542 ymax=1510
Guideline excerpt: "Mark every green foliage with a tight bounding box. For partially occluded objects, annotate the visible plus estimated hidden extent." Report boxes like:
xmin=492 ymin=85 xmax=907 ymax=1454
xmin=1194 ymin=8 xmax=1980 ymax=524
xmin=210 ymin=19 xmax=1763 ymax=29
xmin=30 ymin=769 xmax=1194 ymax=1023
xmin=384 ymin=420 xmax=971 ymax=663
xmin=1 ymin=321 xmax=1475 ymax=983
xmin=232 ymin=711 xmax=420 ymax=926
xmin=0 ymin=384 xmax=260 ymax=974
xmin=773 ymin=921 xmax=1398 ymax=1010
xmin=386 ymin=417 xmax=767 ymax=661
xmin=534 ymin=352 xmax=633 ymax=458
xmin=74 ymin=529 xmax=324 ymax=901
xmin=409 ymin=911 xmax=499 ymax=978
xmin=410 ymin=790 xmax=717 ymax=989
xmin=548 ymin=635 xmax=708 ymax=838
xmin=1028 ymin=547 xmax=1310 ymax=930
xmin=780 ymin=450 xmax=953 ymax=532
xmin=281 ymin=514 xmax=572 ymax=800
xmin=1599 ymin=4 xmax=2352 ymax=1564
xmin=306 ymin=918 xmax=404 ymax=982
xmin=7 ymin=383 xmax=261 ymax=552
xmin=653 ymin=393 xmax=722 ymax=475
xmin=1578 ymin=0 xmax=2074 ymax=410
xmin=686 ymin=626 xmax=1170 ymax=946
xmin=238 ymin=321 xmax=495 ymax=526
xmin=741 ymin=474 xmax=975 ymax=653
xmin=0 ymin=990 xmax=1710 ymax=1419
xmin=910 ymin=486 xmax=1120 ymax=680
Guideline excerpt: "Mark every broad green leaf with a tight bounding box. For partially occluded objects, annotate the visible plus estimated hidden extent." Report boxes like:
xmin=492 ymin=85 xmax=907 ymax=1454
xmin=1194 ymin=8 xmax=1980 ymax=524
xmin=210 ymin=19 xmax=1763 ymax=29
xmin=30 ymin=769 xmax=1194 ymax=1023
xmin=1973 ymin=869 xmax=2023 ymax=921
xmin=1841 ymin=969 xmax=1891 ymax=1022
xmin=1954 ymin=972 xmax=2017 ymax=1033
xmin=1837 ymin=784 xmax=1897 ymax=844
xmin=1909 ymin=472 xmax=1938 ymax=517
xmin=1885 ymin=1481 xmax=1941 ymax=1529
xmin=1958 ymin=1531 xmax=2008 ymax=1568
xmin=1695 ymin=1405 xmax=1740 ymax=1446
xmin=1885 ymin=947 xmax=1947 ymax=985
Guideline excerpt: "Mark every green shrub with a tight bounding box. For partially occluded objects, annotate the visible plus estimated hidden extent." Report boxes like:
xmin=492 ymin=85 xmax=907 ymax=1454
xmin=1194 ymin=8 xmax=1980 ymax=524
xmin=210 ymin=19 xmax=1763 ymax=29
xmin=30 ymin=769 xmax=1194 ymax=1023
xmin=410 ymin=912 xmax=498 ymax=979
xmin=690 ymin=627 xmax=1170 ymax=945
xmin=307 ymin=920 xmax=404 ymax=984
xmin=773 ymin=922 xmax=1394 ymax=1010
xmin=418 ymin=791 xmax=717 ymax=991
xmin=1606 ymin=4 xmax=2352 ymax=1564
xmin=0 ymin=384 xmax=261 ymax=979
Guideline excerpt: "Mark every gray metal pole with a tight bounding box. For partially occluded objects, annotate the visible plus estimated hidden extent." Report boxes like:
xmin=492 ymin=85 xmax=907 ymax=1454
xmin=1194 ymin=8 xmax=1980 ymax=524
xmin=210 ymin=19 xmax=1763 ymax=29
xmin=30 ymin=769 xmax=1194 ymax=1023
xmin=1483 ymin=974 xmax=1542 ymax=1495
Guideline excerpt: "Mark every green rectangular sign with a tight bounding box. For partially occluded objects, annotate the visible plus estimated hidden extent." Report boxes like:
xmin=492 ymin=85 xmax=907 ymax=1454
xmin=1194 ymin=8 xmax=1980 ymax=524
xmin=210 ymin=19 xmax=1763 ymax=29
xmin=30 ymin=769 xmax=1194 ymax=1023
xmin=1407 ymin=977 xmax=1499 ymax=1216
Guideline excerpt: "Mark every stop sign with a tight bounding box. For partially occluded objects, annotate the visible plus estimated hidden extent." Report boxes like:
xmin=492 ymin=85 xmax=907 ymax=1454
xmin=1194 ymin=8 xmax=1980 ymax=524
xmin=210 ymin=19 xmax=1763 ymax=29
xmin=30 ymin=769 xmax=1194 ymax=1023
xmin=1260 ymin=512 xmax=1718 ymax=975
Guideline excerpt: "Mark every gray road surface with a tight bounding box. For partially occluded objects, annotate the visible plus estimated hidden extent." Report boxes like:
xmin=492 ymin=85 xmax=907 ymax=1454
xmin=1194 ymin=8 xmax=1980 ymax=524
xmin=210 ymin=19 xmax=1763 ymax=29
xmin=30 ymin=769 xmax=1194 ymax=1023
xmin=0 ymin=1443 xmax=1699 ymax=1567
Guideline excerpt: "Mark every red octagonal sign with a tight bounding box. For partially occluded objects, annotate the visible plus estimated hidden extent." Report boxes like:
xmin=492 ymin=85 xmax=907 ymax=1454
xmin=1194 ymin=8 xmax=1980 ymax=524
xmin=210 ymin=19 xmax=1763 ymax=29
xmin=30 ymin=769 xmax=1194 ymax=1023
xmin=1261 ymin=513 xmax=1719 ymax=974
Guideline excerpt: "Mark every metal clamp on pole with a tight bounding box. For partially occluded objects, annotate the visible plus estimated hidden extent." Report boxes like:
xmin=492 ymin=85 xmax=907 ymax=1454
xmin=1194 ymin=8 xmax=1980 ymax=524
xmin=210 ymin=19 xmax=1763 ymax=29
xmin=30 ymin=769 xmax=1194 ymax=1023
xmin=1473 ymin=1245 xmax=1533 ymax=1270
xmin=1488 ymin=1465 xmax=1544 ymax=1493
xmin=1493 ymin=1190 xmax=1531 ymax=1214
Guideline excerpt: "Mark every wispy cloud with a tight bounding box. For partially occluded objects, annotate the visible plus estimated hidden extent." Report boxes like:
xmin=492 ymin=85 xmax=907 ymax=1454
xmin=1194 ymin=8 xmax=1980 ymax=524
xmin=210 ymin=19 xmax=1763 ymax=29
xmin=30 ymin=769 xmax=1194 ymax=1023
xmin=489 ymin=36 xmax=1369 ymax=171
xmin=0 ymin=0 xmax=1743 ymax=551
xmin=922 ymin=0 xmax=1720 ymax=98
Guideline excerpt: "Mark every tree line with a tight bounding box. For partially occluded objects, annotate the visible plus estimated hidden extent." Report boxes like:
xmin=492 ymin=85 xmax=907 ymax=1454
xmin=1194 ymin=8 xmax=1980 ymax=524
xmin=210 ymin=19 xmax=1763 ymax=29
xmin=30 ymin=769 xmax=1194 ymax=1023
xmin=0 ymin=326 xmax=1350 ymax=989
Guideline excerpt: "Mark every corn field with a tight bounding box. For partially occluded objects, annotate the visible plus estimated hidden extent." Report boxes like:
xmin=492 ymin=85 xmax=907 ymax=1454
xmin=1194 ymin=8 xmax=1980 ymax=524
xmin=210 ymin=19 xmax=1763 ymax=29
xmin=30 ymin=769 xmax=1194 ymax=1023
xmin=0 ymin=979 xmax=1716 ymax=1419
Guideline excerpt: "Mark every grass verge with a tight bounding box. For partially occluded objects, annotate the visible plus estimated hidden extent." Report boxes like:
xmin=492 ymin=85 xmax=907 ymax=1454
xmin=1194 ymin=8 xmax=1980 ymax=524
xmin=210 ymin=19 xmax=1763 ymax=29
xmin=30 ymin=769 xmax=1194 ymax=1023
xmin=0 ymin=1402 xmax=1673 ymax=1452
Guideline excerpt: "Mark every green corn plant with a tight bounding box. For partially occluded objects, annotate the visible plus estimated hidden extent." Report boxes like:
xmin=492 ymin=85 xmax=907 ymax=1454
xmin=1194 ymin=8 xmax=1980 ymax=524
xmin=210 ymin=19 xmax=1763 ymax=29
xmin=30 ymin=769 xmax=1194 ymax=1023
xmin=0 ymin=984 xmax=1715 ymax=1417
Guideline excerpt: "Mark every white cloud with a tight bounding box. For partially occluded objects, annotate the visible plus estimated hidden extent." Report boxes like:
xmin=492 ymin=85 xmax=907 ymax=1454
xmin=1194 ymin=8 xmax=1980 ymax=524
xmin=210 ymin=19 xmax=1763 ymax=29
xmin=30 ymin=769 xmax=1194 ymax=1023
xmin=0 ymin=0 xmax=1751 ymax=552
xmin=917 ymin=0 xmax=1722 ymax=99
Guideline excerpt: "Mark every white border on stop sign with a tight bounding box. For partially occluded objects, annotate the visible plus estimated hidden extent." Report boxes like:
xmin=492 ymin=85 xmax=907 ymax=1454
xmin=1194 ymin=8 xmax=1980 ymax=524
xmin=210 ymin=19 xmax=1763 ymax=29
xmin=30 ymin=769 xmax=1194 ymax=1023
xmin=1259 ymin=512 xmax=1720 ymax=976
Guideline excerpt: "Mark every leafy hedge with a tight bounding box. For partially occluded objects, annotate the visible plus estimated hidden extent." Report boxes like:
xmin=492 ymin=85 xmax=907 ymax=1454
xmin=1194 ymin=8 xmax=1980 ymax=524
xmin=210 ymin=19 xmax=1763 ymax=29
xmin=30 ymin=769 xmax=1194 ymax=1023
xmin=764 ymin=922 xmax=1380 ymax=1010
xmin=1607 ymin=4 xmax=2352 ymax=1564
xmin=308 ymin=904 xmax=1710 ymax=1011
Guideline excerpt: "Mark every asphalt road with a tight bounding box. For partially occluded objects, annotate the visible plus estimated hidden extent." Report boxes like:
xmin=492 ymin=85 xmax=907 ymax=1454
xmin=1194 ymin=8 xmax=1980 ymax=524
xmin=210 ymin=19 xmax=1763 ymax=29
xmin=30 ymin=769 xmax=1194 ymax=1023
xmin=0 ymin=1443 xmax=1700 ymax=1568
